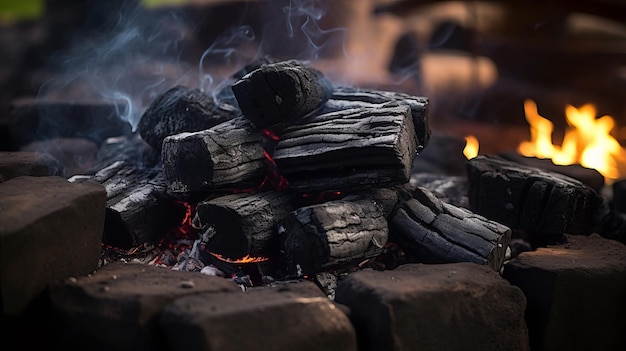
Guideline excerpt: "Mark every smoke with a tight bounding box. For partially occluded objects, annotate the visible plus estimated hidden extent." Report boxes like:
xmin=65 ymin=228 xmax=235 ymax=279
xmin=39 ymin=0 xmax=350 ymax=131
xmin=38 ymin=1 xmax=193 ymax=131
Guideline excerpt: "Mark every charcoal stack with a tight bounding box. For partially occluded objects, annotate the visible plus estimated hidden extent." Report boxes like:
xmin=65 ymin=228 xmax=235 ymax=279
xmin=79 ymin=57 xmax=525 ymax=280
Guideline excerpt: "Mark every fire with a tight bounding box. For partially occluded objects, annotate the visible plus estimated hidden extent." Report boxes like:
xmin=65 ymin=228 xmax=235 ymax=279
xmin=463 ymin=135 xmax=479 ymax=159
xmin=210 ymin=252 xmax=269 ymax=264
xmin=518 ymin=99 xmax=626 ymax=182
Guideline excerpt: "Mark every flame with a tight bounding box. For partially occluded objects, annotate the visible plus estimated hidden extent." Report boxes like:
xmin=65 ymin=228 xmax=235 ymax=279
xmin=463 ymin=135 xmax=479 ymax=159
xmin=518 ymin=99 xmax=626 ymax=182
xmin=210 ymin=252 xmax=269 ymax=264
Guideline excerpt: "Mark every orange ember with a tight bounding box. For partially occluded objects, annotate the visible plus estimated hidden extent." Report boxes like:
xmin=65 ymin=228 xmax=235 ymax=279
xmin=518 ymin=99 xmax=626 ymax=182
xmin=210 ymin=252 xmax=270 ymax=264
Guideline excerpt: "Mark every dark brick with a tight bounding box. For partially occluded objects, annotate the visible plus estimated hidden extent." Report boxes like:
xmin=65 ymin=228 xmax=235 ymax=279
xmin=160 ymin=280 xmax=357 ymax=351
xmin=48 ymin=261 xmax=240 ymax=351
xmin=502 ymin=234 xmax=626 ymax=351
xmin=0 ymin=151 xmax=62 ymax=182
xmin=0 ymin=175 xmax=105 ymax=315
xmin=335 ymin=262 xmax=529 ymax=351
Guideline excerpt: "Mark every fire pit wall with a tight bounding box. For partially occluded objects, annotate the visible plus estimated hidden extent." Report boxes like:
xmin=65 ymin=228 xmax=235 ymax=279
xmin=1 ymin=160 xmax=626 ymax=351
xmin=3 ymin=66 xmax=626 ymax=351
xmin=2 ymin=1 xmax=626 ymax=350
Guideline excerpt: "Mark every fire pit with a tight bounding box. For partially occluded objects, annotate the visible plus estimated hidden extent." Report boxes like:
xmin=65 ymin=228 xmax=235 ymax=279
xmin=2 ymin=1 xmax=626 ymax=350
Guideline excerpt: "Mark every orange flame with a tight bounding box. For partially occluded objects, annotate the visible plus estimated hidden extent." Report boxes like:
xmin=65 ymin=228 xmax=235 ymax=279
xmin=463 ymin=135 xmax=479 ymax=159
xmin=210 ymin=252 xmax=269 ymax=264
xmin=518 ymin=99 xmax=626 ymax=182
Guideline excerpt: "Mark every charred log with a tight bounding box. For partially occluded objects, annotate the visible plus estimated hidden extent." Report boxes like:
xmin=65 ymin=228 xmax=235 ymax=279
xmin=69 ymin=161 xmax=181 ymax=249
xmin=231 ymin=60 xmax=333 ymax=129
xmin=161 ymin=117 xmax=267 ymax=193
xmin=192 ymin=191 xmax=296 ymax=260
xmin=466 ymin=155 xmax=603 ymax=241
xmin=390 ymin=186 xmax=511 ymax=272
xmin=138 ymin=85 xmax=238 ymax=152
xmin=325 ymin=86 xmax=430 ymax=151
xmin=274 ymin=104 xmax=418 ymax=192
xmin=214 ymin=55 xmax=279 ymax=108
xmin=278 ymin=197 xmax=388 ymax=278
xmin=498 ymin=151 xmax=605 ymax=193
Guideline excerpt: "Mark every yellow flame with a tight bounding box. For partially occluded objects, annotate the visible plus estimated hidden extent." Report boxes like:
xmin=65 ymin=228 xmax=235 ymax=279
xmin=517 ymin=99 xmax=626 ymax=182
xmin=463 ymin=135 xmax=479 ymax=159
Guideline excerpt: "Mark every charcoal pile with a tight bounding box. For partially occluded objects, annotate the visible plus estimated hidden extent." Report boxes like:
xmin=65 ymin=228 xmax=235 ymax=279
xmin=77 ymin=58 xmax=614 ymax=286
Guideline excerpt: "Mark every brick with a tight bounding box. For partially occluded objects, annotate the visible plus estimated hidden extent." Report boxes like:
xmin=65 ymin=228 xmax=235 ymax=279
xmin=0 ymin=151 xmax=62 ymax=182
xmin=335 ymin=262 xmax=529 ymax=351
xmin=502 ymin=234 xmax=626 ymax=351
xmin=160 ymin=280 xmax=357 ymax=351
xmin=0 ymin=175 xmax=105 ymax=315
xmin=48 ymin=261 xmax=240 ymax=351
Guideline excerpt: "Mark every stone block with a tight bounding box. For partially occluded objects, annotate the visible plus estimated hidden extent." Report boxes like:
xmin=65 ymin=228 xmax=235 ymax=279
xmin=0 ymin=151 xmax=61 ymax=182
xmin=160 ymin=280 xmax=357 ymax=351
xmin=335 ymin=262 xmax=529 ymax=351
xmin=502 ymin=234 xmax=626 ymax=351
xmin=48 ymin=261 xmax=240 ymax=351
xmin=0 ymin=175 xmax=105 ymax=315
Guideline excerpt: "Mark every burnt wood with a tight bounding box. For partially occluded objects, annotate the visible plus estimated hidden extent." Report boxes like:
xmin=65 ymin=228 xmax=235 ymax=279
xmin=192 ymin=191 xmax=296 ymax=260
xmin=273 ymin=104 xmax=418 ymax=192
xmin=161 ymin=117 xmax=267 ymax=193
xmin=498 ymin=151 xmax=605 ymax=193
xmin=138 ymin=85 xmax=238 ymax=152
xmin=390 ymin=186 xmax=511 ymax=272
xmin=278 ymin=197 xmax=388 ymax=278
xmin=69 ymin=161 xmax=181 ymax=249
xmin=325 ymin=86 xmax=430 ymax=152
xmin=214 ymin=55 xmax=279 ymax=108
xmin=466 ymin=155 xmax=603 ymax=240
xmin=231 ymin=60 xmax=333 ymax=129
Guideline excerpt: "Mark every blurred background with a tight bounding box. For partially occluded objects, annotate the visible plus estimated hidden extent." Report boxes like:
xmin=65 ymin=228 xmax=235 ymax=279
xmin=2 ymin=0 xmax=626 ymax=177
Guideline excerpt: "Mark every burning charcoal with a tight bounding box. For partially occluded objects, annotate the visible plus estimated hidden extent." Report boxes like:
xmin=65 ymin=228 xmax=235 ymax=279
xmin=161 ymin=117 xmax=267 ymax=193
xmin=70 ymin=160 xmax=181 ymax=249
xmin=324 ymin=86 xmax=430 ymax=152
xmin=278 ymin=198 xmax=388 ymax=278
xmin=273 ymin=103 xmax=418 ymax=192
xmin=231 ymin=60 xmax=333 ymax=129
xmin=390 ymin=186 xmax=511 ymax=272
xmin=192 ymin=191 xmax=296 ymax=260
xmin=466 ymin=155 xmax=603 ymax=243
xmin=137 ymin=85 xmax=238 ymax=152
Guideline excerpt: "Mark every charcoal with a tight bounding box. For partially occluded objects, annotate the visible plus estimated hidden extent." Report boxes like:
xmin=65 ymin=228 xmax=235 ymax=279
xmin=466 ymin=155 xmax=603 ymax=241
xmin=324 ymin=86 xmax=430 ymax=152
xmin=70 ymin=161 xmax=181 ymax=249
xmin=231 ymin=60 xmax=333 ymax=129
xmin=161 ymin=117 xmax=266 ymax=193
xmin=274 ymin=103 xmax=418 ymax=192
xmin=279 ymin=197 xmax=388 ymax=278
xmin=137 ymin=85 xmax=238 ymax=152
xmin=390 ymin=186 xmax=511 ymax=272
xmin=192 ymin=191 xmax=296 ymax=260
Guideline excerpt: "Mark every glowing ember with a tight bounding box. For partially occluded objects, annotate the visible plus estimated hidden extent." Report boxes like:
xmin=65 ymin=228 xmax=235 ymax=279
xmin=518 ymin=99 xmax=626 ymax=182
xmin=210 ymin=252 xmax=269 ymax=264
xmin=463 ymin=135 xmax=479 ymax=159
